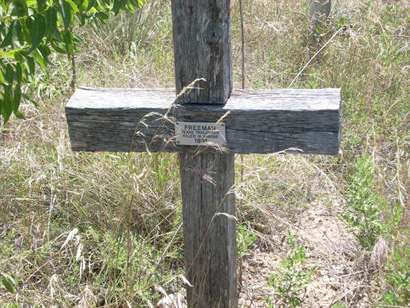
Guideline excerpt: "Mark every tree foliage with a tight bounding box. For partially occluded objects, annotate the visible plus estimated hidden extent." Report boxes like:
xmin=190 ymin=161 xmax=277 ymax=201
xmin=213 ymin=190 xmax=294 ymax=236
xmin=0 ymin=0 xmax=145 ymax=122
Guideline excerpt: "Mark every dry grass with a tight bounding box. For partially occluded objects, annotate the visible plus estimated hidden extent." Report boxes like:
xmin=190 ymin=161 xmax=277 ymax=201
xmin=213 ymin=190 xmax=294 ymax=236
xmin=1 ymin=0 xmax=409 ymax=306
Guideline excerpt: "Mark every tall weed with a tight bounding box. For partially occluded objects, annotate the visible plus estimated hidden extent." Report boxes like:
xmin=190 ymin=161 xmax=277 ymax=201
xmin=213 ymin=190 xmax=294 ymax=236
xmin=268 ymin=234 xmax=313 ymax=307
xmin=342 ymin=155 xmax=384 ymax=249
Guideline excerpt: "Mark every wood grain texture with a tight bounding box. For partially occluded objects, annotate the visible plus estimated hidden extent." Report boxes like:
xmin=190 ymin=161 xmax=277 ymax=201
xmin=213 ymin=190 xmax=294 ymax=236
xmin=180 ymin=151 xmax=237 ymax=308
xmin=65 ymin=88 xmax=341 ymax=155
xmin=171 ymin=0 xmax=232 ymax=104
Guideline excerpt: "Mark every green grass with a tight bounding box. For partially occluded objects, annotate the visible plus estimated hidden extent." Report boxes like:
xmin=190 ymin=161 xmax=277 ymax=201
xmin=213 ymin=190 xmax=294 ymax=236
xmin=384 ymin=244 xmax=410 ymax=306
xmin=1 ymin=0 xmax=409 ymax=306
xmin=267 ymin=234 xmax=313 ymax=307
xmin=342 ymin=154 xmax=386 ymax=249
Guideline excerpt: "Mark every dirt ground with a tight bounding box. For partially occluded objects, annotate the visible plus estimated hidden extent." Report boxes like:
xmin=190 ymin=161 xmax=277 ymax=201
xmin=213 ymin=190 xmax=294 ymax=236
xmin=238 ymin=199 xmax=381 ymax=307
xmin=157 ymin=198 xmax=376 ymax=308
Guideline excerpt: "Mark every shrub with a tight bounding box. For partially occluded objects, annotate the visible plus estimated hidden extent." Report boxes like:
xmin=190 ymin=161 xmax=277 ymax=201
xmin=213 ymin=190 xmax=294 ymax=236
xmin=268 ymin=234 xmax=313 ymax=307
xmin=343 ymin=155 xmax=385 ymax=249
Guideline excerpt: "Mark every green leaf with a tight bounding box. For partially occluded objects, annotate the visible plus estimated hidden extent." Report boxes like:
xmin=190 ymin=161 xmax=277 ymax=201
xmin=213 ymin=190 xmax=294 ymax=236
xmin=59 ymin=0 xmax=78 ymax=29
xmin=113 ymin=0 xmax=127 ymax=14
xmin=1 ymin=19 xmax=23 ymax=47
xmin=86 ymin=0 xmax=96 ymax=11
xmin=15 ymin=63 xmax=22 ymax=84
xmin=4 ymin=64 xmax=14 ymax=85
xmin=1 ymin=21 xmax=15 ymax=48
xmin=13 ymin=20 xmax=25 ymax=47
xmin=1 ymin=273 xmax=17 ymax=294
xmin=11 ymin=0 xmax=28 ymax=17
xmin=0 ymin=49 xmax=17 ymax=60
xmin=50 ymin=39 xmax=68 ymax=53
xmin=62 ymin=30 xmax=74 ymax=53
xmin=37 ymin=0 xmax=47 ymax=11
xmin=65 ymin=0 xmax=79 ymax=14
xmin=0 ymin=0 xmax=146 ymax=119
xmin=13 ymin=85 xmax=22 ymax=112
xmin=32 ymin=49 xmax=47 ymax=71
xmin=94 ymin=11 xmax=109 ymax=21
xmin=28 ymin=14 xmax=46 ymax=51
xmin=38 ymin=45 xmax=51 ymax=59
xmin=45 ymin=6 xmax=60 ymax=39
xmin=59 ymin=0 xmax=71 ymax=29
xmin=2 ymin=85 xmax=13 ymax=123
xmin=24 ymin=55 xmax=36 ymax=75
xmin=80 ymin=0 xmax=89 ymax=11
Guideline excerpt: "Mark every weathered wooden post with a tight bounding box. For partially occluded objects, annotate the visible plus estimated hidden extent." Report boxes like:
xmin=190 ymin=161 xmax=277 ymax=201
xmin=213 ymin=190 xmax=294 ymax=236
xmin=172 ymin=1 xmax=236 ymax=306
xmin=65 ymin=1 xmax=341 ymax=307
xmin=309 ymin=0 xmax=332 ymax=33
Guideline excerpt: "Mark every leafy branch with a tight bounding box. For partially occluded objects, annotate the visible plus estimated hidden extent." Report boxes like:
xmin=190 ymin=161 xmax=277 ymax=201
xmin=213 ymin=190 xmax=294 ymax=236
xmin=0 ymin=0 xmax=145 ymax=122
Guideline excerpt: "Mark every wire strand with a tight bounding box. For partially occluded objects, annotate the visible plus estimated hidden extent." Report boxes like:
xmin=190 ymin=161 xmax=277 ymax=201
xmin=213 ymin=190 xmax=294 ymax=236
xmin=239 ymin=0 xmax=246 ymax=90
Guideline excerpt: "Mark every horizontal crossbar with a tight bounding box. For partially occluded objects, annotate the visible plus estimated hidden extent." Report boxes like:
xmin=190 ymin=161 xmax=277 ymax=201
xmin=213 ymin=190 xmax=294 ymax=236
xmin=65 ymin=88 xmax=341 ymax=155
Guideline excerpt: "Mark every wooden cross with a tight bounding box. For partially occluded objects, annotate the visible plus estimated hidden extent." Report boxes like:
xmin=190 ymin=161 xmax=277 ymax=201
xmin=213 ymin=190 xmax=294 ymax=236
xmin=66 ymin=1 xmax=341 ymax=307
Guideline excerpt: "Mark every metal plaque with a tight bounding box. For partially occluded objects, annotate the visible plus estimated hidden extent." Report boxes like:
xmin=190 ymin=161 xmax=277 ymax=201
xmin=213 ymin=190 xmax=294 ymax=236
xmin=175 ymin=122 xmax=226 ymax=146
